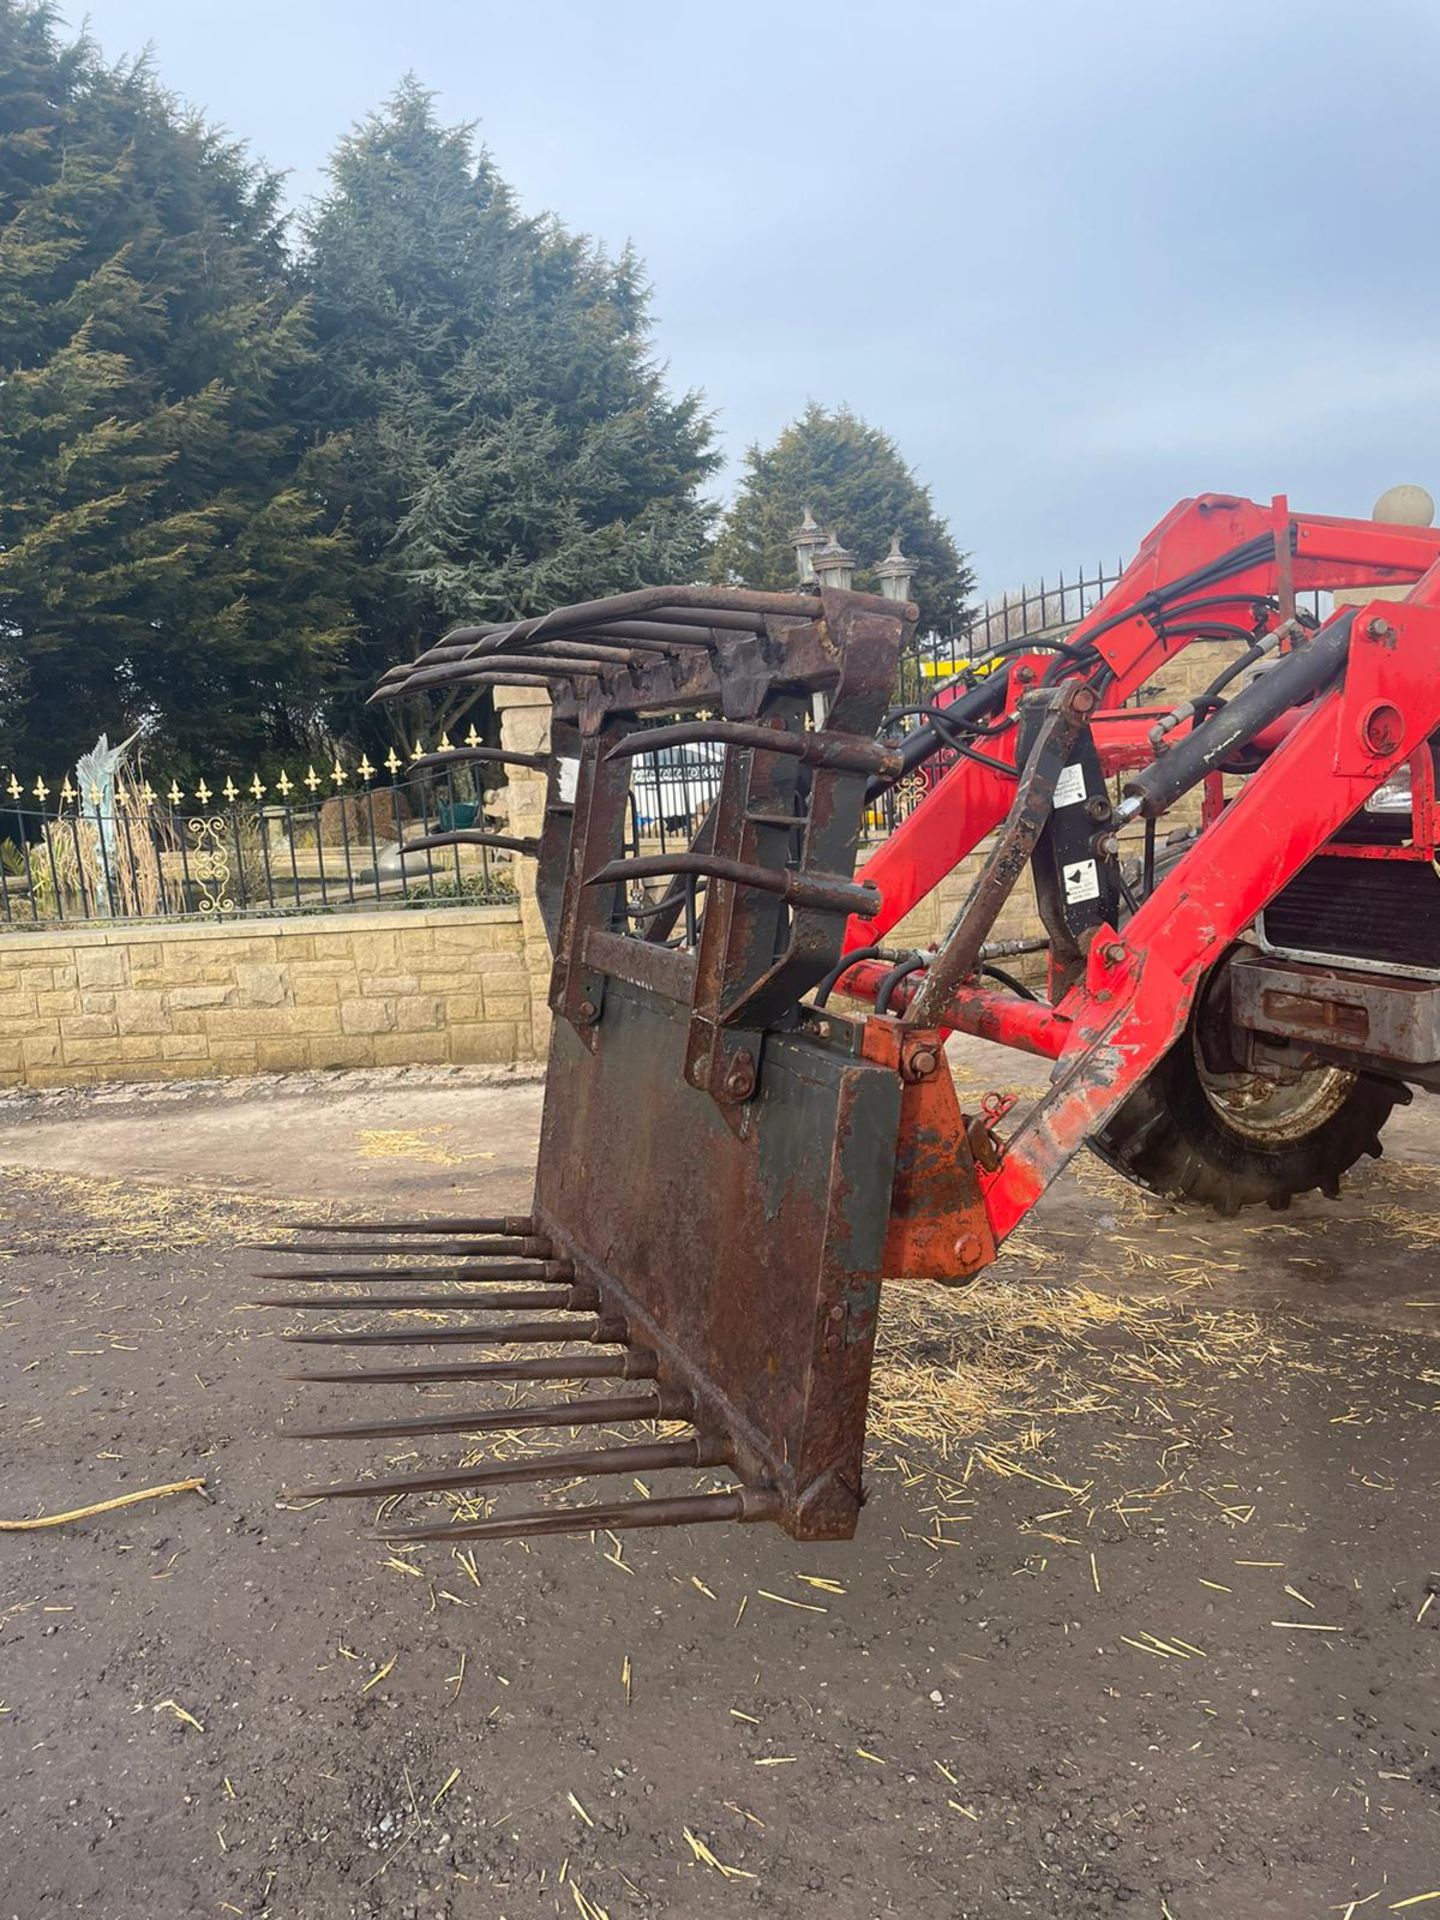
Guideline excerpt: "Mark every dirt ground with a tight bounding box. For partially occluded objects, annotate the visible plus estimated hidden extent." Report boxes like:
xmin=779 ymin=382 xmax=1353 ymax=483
xmin=2 ymin=1043 xmax=1439 ymax=1920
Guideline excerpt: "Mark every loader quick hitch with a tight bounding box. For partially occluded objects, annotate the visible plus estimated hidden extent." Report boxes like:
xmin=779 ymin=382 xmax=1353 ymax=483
xmin=260 ymin=583 xmax=996 ymax=1545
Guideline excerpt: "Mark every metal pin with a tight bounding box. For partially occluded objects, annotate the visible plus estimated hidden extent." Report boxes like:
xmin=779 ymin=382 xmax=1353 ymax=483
xmin=285 ymin=1216 xmax=536 ymax=1237
xmin=255 ymin=1285 xmax=600 ymax=1313
xmin=283 ymin=1432 xmax=722 ymax=1501
xmin=252 ymin=1261 xmax=574 ymax=1284
xmin=293 ymin=1385 xmax=694 ymax=1443
xmin=283 ymin=1351 xmax=657 ymax=1386
xmin=247 ymin=1238 xmax=554 ymax=1259
xmin=400 ymin=829 xmax=541 ymax=858
xmin=379 ymin=1485 xmax=781 ymax=1543
xmin=282 ymin=1315 xmax=629 ymax=1348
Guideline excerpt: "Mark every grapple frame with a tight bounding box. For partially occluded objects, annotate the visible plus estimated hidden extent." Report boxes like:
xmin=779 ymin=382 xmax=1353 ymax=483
xmin=269 ymin=583 xmax=990 ymax=1541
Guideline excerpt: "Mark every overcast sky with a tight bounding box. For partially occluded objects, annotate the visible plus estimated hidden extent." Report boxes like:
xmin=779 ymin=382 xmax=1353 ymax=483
xmin=68 ymin=0 xmax=1440 ymax=593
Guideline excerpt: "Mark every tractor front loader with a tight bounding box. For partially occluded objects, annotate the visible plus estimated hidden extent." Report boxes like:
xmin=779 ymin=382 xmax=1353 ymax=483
xmin=264 ymin=493 xmax=1440 ymax=1548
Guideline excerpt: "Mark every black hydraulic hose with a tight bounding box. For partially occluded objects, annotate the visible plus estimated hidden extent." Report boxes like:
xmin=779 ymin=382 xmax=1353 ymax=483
xmin=887 ymin=704 xmax=1016 ymax=777
xmin=980 ymin=962 xmax=1038 ymax=1001
xmin=882 ymin=700 xmax=1013 ymax=740
xmin=1190 ymin=638 xmax=1270 ymax=711
xmin=1161 ymin=592 xmax=1276 ymax=621
xmin=875 ymin=532 xmax=1281 ymax=797
xmin=813 ymin=944 xmax=888 ymax=1008
xmin=1121 ymin=609 xmax=1355 ymax=821
xmin=875 ymin=954 xmax=929 ymax=1015
xmin=868 ymin=666 xmax=1012 ymax=797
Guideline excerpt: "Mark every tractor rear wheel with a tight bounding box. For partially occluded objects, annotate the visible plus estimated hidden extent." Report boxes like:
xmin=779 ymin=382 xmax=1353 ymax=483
xmin=1089 ymin=955 xmax=1406 ymax=1214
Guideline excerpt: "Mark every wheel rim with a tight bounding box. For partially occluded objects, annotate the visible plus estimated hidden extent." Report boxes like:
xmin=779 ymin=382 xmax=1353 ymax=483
xmin=1189 ymin=1027 xmax=1356 ymax=1145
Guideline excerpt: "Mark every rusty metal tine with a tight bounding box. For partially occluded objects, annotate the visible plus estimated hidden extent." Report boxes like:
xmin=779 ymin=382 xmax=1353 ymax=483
xmin=283 ymin=1315 xmax=629 ymax=1348
xmin=379 ymin=1486 xmax=782 ymax=1543
xmin=293 ymin=1385 xmax=694 ymax=1443
xmin=283 ymin=1351 xmax=657 ymax=1386
xmin=256 ymin=1286 xmax=599 ymax=1313
xmin=287 ymin=1216 xmax=536 ymax=1236
xmin=409 ymin=746 xmax=549 ymax=773
xmin=253 ymin=1262 xmax=572 ymax=1283
xmin=605 ymin=718 xmax=900 ymax=777
xmin=282 ymin=1434 xmax=714 ymax=1501
xmin=586 ymin=851 xmax=878 ymax=917
xmin=401 ymin=830 xmax=540 ymax=858
xmin=247 ymin=1239 xmax=553 ymax=1258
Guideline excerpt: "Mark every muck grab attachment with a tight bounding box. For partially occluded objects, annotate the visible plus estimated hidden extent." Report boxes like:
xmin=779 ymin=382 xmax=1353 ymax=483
xmin=264 ymin=491 xmax=1440 ymax=1546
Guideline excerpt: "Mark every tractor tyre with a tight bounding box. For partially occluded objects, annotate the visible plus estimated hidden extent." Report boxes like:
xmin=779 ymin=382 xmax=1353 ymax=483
xmin=1089 ymin=956 xmax=1407 ymax=1215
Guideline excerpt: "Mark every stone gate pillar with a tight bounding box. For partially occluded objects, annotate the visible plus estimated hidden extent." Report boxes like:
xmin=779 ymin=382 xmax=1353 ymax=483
xmin=492 ymin=684 xmax=554 ymax=1060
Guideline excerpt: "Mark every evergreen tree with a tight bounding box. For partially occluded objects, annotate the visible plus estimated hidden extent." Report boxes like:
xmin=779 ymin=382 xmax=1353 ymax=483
xmin=711 ymin=403 xmax=973 ymax=637
xmin=0 ymin=1 xmax=351 ymax=778
xmin=301 ymin=81 xmax=718 ymax=741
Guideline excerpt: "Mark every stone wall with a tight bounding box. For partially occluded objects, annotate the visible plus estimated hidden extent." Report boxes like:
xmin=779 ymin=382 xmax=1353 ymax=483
xmin=0 ymin=903 xmax=535 ymax=1090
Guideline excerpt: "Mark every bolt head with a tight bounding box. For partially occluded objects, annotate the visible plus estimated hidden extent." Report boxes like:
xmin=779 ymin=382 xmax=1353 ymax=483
xmin=1103 ymin=942 xmax=1127 ymax=966
xmin=953 ymin=1231 xmax=985 ymax=1266
xmin=722 ymin=1051 xmax=757 ymax=1098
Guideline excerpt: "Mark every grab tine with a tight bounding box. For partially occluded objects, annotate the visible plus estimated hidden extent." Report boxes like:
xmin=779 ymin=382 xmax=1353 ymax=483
xmin=282 ymin=1315 xmax=630 ymax=1348
xmin=282 ymin=1433 xmax=722 ymax=1500
xmin=379 ymin=1486 xmax=782 ymax=1543
xmin=247 ymin=1239 xmax=553 ymax=1259
xmin=401 ymin=830 xmax=540 ymax=858
xmin=286 ymin=1216 xmax=536 ymax=1237
xmin=283 ymin=1351 xmax=657 ymax=1385
xmin=255 ymin=1285 xmax=599 ymax=1313
xmin=293 ymin=1385 xmax=694 ymax=1443
xmin=253 ymin=1261 xmax=572 ymax=1284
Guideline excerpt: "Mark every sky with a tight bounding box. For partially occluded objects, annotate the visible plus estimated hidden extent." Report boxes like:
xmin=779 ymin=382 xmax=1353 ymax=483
xmin=65 ymin=0 xmax=1440 ymax=595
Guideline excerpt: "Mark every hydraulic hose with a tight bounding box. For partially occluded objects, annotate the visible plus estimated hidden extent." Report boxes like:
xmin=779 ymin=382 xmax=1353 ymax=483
xmin=867 ymin=667 xmax=1011 ymax=797
xmin=1117 ymin=609 xmax=1355 ymax=823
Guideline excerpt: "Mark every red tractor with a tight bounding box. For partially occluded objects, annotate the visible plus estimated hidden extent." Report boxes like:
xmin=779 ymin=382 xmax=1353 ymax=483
xmin=265 ymin=490 xmax=1440 ymax=1546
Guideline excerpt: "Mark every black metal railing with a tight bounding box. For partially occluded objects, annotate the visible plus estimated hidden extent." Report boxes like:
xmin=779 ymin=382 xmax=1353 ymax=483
xmin=0 ymin=765 xmax=518 ymax=929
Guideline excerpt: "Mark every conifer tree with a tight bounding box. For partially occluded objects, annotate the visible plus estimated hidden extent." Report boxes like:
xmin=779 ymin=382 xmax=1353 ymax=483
xmin=711 ymin=403 xmax=973 ymax=638
xmin=300 ymin=81 xmax=717 ymax=738
xmin=0 ymin=0 xmax=351 ymax=777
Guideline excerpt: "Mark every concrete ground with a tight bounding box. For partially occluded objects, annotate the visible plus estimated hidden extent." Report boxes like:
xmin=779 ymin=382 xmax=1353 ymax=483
xmin=2 ymin=1045 xmax=1439 ymax=1918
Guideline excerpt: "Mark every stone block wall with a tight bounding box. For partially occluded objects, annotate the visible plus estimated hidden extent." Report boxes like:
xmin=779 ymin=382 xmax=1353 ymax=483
xmin=0 ymin=903 xmax=535 ymax=1090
